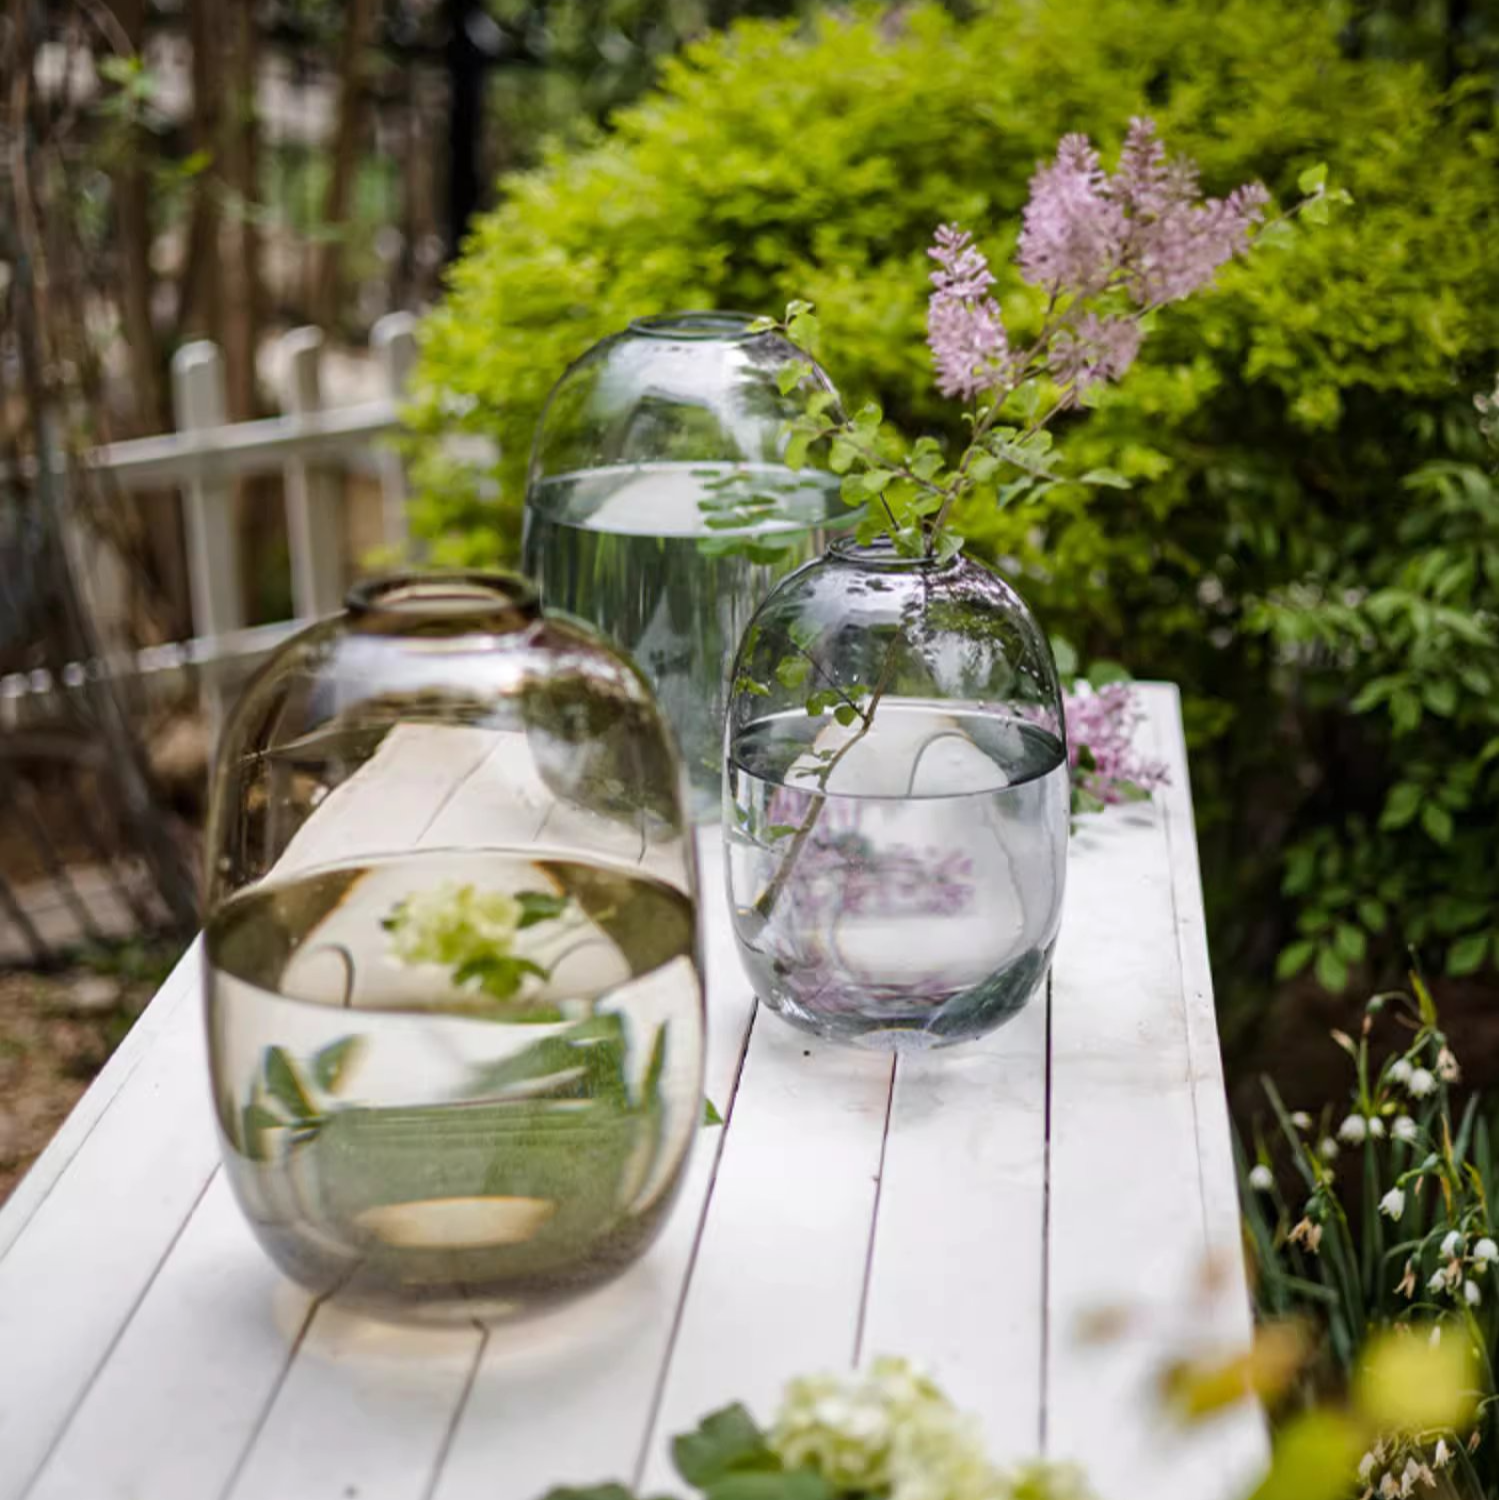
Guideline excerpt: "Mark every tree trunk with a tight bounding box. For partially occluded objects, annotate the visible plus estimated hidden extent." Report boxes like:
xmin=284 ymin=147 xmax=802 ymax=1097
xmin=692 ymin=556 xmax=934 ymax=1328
xmin=178 ymin=0 xmax=222 ymax=341
xmin=444 ymin=0 xmax=484 ymax=261
xmin=309 ymin=0 xmax=378 ymax=330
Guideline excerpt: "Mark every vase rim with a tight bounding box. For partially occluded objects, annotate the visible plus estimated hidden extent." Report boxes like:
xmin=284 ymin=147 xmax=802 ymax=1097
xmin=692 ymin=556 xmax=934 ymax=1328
xmin=827 ymin=536 xmax=958 ymax=571
xmin=627 ymin=311 xmax=760 ymax=341
xmin=345 ymin=570 xmax=541 ymax=632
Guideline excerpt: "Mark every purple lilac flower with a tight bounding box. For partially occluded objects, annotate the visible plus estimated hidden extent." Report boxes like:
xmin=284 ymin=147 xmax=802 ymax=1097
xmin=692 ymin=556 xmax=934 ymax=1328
xmin=927 ymin=224 xmax=1011 ymax=399
xmin=1017 ymin=134 xmax=1126 ymax=297
xmin=1018 ymin=118 xmax=1267 ymax=309
xmin=1046 ymin=312 xmax=1143 ymax=401
xmin=1063 ymin=681 xmax=1169 ymax=804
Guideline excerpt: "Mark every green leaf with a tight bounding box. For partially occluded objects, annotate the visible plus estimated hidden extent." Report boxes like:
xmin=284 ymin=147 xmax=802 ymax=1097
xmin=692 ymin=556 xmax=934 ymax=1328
xmin=1087 ymin=659 xmax=1132 ymax=687
xmin=1050 ymin=636 xmax=1079 ymax=680
xmin=1275 ymin=940 xmax=1316 ymax=980
xmin=1079 ymin=467 xmax=1132 ymax=489
xmin=311 ymin=1036 xmax=362 ymax=1094
xmin=1301 ymin=193 xmax=1330 ymax=226
xmin=263 ymin=1047 xmax=317 ymax=1120
xmin=1314 ymin=947 xmax=1349 ymax=993
xmin=1357 ymin=898 xmax=1387 ymax=933
xmin=703 ymin=1097 xmax=724 ymax=1126
xmin=744 ymin=316 xmax=776 ymax=335
xmin=454 ymin=954 xmax=549 ymax=1000
xmin=1390 ymin=691 xmax=1421 ymax=734
xmin=765 ymin=824 xmax=800 ymax=840
xmin=1422 ymin=679 xmax=1458 ymax=717
xmin=672 ymin=1405 xmax=775 ymax=1488
xmin=705 ymin=1474 xmax=830 ymax=1500
xmin=775 ymin=657 xmax=811 ymax=690
xmin=1258 ymin=219 xmax=1298 ymax=251
xmin=1420 ymin=803 xmax=1454 ymax=845
xmin=1298 ymin=162 xmax=1329 ymax=195
xmin=776 ymin=361 xmax=812 ymax=397
xmin=1333 ymin=923 xmax=1366 ymax=963
xmin=540 ymin=1487 xmax=637 ymax=1500
xmin=1447 ymin=932 xmax=1491 ymax=977
xmin=1381 ymin=783 xmax=1422 ymax=830
xmin=828 ymin=437 xmax=858 ymax=474
xmin=833 ymin=703 xmax=860 ymax=727
xmin=517 ymin=891 xmax=569 ymax=928
xmin=783 ymin=431 xmax=811 ymax=471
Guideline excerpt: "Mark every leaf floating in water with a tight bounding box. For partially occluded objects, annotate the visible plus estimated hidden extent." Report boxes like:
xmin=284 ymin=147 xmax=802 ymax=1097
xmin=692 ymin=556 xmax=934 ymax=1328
xmin=312 ymin=1035 xmax=364 ymax=1093
xmin=703 ymin=1098 xmax=724 ymax=1127
xmin=263 ymin=1046 xmax=318 ymax=1120
xmin=516 ymin=890 xmax=570 ymax=929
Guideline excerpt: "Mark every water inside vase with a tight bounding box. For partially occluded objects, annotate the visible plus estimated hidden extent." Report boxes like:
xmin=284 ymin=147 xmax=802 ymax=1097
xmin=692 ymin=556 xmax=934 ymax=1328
xmin=206 ymin=849 xmax=703 ymax=1322
xmin=726 ymin=702 xmax=1068 ymax=1048
xmin=524 ymin=462 xmax=844 ymax=818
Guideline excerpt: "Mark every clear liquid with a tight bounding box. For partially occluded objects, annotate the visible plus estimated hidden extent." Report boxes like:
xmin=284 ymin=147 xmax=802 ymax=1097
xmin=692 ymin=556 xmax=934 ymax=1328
xmin=726 ymin=704 xmax=1068 ymax=1048
xmin=206 ymin=850 xmax=703 ymax=1323
xmin=524 ymin=463 xmax=846 ymax=819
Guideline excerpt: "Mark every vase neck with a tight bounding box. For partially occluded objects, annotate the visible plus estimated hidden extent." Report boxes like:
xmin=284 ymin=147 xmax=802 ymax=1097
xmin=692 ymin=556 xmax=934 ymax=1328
xmin=345 ymin=572 xmax=541 ymax=636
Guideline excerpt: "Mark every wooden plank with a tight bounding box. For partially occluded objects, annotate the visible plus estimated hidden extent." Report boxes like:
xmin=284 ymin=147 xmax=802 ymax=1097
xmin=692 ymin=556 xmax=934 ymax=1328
xmin=638 ymin=1010 xmax=893 ymax=1490
xmin=224 ymin=1311 xmax=485 ymax=1500
xmin=428 ymin=829 xmax=755 ymax=1500
xmin=1044 ymin=690 xmax=1264 ymax=1499
xmin=24 ymin=1174 xmax=313 ymax=1500
xmin=0 ymin=963 xmax=219 ymax=1498
xmin=858 ymin=991 xmax=1049 ymax=1463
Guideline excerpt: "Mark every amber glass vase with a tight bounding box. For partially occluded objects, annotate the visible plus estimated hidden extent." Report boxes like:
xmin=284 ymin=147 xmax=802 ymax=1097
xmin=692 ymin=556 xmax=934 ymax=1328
xmin=203 ymin=572 xmax=703 ymax=1323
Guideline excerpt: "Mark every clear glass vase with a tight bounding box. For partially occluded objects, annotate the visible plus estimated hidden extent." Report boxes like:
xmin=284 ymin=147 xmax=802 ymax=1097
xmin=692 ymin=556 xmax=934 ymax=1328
xmin=523 ymin=311 xmax=850 ymax=820
xmin=724 ymin=540 xmax=1068 ymax=1050
xmin=203 ymin=572 xmax=703 ymax=1323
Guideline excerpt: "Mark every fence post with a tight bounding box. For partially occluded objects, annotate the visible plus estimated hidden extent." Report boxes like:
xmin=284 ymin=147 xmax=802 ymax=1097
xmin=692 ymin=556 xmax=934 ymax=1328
xmin=372 ymin=310 xmax=418 ymax=557
xmin=279 ymin=327 xmax=346 ymax=618
xmin=171 ymin=341 xmax=243 ymax=639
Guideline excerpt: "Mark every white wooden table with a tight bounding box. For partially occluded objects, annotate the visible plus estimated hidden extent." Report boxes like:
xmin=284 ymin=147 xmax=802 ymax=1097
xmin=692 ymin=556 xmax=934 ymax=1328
xmin=0 ymin=683 xmax=1264 ymax=1500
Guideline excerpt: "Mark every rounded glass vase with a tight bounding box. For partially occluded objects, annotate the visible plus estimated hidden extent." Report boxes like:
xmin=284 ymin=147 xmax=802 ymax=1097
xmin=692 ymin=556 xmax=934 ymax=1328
xmin=203 ymin=572 xmax=704 ymax=1324
xmin=724 ymin=541 xmax=1068 ymax=1049
xmin=523 ymin=311 xmax=850 ymax=820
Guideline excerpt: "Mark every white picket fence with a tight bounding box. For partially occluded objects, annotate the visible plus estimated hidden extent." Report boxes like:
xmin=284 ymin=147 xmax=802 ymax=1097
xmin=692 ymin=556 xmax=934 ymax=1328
xmin=0 ymin=311 xmax=421 ymax=716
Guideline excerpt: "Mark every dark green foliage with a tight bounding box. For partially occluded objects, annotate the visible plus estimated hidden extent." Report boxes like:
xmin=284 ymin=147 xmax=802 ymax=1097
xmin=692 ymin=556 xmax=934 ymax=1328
xmin=406 ymin=0 xmax=1499 ymax=1019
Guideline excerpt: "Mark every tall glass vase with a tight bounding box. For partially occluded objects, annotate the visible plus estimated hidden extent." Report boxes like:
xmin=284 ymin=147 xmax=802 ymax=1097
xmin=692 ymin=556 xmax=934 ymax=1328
xmin=523 ymin=312 xmax=850 ymax=819
xmin=724 ymin=540 xmax=1069 ymax=1050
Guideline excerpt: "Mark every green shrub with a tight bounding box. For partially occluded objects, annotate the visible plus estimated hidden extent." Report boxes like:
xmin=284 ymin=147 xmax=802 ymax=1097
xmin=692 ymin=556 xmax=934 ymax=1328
xmin=406 ymin=0 xmax=1499 ymax=1021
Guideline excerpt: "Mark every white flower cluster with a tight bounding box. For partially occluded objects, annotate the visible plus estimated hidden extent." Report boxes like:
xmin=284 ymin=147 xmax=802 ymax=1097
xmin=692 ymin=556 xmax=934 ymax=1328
xmin=1423 ymin=1230 xmax=1497 ymax=1307
xmin=385 ymin=881 xmax=523 ymax=968
xmin=771 ymin=1359 xmax=1093 ymax=1500
xmin=1358 ymin=1434 xmax=1455 ymax=1499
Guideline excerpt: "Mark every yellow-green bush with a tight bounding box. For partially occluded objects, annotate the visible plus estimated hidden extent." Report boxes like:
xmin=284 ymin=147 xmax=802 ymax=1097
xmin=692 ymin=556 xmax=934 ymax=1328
xmin=406 ymin=0 xmax=1499 ymax=1017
